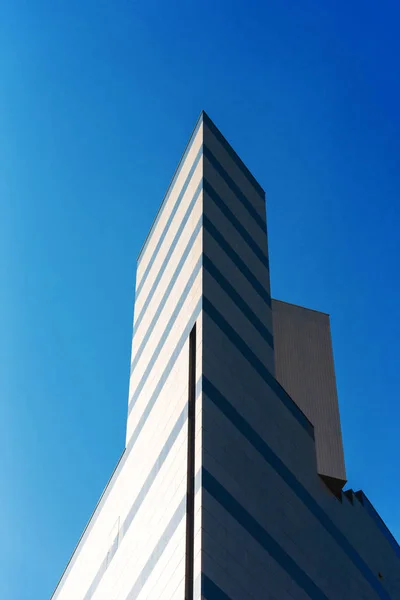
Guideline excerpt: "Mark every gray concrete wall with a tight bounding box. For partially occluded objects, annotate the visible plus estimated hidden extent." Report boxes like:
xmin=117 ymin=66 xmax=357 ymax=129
xmin=200 ymin=113 xmax=400 ymax=599
xmin=272 ymin=299 xmax=347 ymax=488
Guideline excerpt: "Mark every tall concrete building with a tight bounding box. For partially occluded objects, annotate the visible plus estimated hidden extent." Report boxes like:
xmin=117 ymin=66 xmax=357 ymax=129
xmin=52 ymin=112 xmax=400 ymax=600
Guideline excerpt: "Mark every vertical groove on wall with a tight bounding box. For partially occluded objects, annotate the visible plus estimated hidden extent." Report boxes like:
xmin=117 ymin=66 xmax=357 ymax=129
xmin=185 ymin=324 xmax=197 ymax=600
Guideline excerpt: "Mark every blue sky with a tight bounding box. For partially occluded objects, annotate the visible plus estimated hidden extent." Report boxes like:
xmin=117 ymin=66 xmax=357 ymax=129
xmin=1 ymin=1 xmax=400 ymax=598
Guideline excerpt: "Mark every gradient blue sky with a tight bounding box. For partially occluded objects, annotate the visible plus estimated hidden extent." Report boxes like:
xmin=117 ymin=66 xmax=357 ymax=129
xmin=1 ymin=1 xmax=400 ymax=598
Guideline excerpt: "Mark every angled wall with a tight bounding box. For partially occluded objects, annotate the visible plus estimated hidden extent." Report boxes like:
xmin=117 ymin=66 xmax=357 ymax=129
xmin=51 ymin=113 xmax=206 ymax=600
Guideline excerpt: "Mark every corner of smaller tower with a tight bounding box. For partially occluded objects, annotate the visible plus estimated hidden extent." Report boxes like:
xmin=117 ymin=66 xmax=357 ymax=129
xmin=319 ymin=473 xmax=347 ymax=498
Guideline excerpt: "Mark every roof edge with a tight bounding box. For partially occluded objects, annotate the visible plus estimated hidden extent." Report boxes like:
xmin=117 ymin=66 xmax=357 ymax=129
xmin=137 ymin=110 xmax=204 ymax=264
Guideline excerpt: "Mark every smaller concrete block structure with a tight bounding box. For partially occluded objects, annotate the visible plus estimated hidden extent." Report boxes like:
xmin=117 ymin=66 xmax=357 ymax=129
xmin=272 ymin=299 xmax=347 ymax=492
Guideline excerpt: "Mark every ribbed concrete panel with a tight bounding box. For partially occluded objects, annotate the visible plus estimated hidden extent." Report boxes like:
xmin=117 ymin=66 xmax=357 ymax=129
xmin=202 ymin=115 xmax=275 ymax=377
xmin=272 ymin=299 xmax=347 ymax=487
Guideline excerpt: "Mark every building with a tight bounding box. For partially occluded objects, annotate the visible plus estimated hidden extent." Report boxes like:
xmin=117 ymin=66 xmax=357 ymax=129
xmin=52 ymin=112 xmax=400 ymax=600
